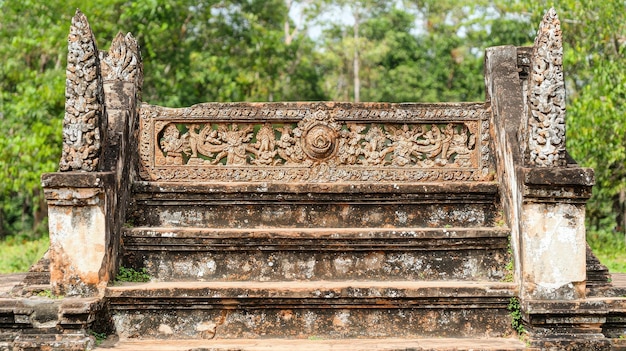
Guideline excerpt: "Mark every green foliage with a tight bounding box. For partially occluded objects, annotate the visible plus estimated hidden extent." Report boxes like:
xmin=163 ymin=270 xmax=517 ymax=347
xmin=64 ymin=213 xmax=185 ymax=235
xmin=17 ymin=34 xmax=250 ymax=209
xmin=0 ymin=0 xmax=324 ymax=241
xmin=37 ymin=289 xmax=63 ymax=299
xmin=0 ymin=235 xmax=49 ymax=273
xmin=115 ymin=267 xmax=151 ymax=283
xmin=508 ymin=297 xmax=526 ymax=335
xmin=0 ymin=0 xmax=126 ymax=240
xmin=504 ymin=243 xmax=514 ymax=282
xmin=90 ymin=330 xmax=108 ymax=346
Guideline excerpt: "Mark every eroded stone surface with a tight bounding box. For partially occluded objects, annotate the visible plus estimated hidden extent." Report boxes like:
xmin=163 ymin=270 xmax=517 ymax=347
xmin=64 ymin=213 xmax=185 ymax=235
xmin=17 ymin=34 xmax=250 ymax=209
xmin=122 ymin=227 xmax=509 ymax=282
xmin=107 ymin=281 xmax=515 ymax=340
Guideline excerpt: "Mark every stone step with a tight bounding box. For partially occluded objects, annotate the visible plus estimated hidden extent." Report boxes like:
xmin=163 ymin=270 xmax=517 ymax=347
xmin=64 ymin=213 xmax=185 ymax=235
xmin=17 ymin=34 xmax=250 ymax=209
xmin=106 ymin=281 xmax=516 ymax=340
xmin=130 ymin=181 xmax=501 ymax=228
xmin=7 ymin=333 xmax=94 ymax=351
xmin=122 ymin=227 xmax=510 ymax=281
xmin=100 ymin=337 xmax=527 ymax=350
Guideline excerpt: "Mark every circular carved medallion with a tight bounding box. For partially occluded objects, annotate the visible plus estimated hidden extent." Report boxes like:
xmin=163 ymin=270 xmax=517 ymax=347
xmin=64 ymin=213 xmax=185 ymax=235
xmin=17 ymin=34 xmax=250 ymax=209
xmin=302 ymin=124 xmax=337 ymax=159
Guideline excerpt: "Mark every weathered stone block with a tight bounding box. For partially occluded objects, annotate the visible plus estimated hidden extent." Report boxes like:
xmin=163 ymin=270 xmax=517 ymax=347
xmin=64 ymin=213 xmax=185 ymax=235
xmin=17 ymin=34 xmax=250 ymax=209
xmin=107 ymin=281 xmax=516 ymax=340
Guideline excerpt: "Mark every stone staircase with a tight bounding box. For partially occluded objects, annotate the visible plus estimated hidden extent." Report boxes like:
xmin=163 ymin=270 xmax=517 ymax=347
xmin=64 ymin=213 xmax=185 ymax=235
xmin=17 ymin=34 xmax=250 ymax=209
xmin=5 ymin=7 xmax=626 ymax=351
xmin=104 ymin=180 xmax=519 ymax=346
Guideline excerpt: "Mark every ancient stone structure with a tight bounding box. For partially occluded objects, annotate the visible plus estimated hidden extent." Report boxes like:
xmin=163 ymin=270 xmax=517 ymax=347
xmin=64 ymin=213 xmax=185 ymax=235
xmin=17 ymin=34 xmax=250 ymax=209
xmin=2 ymin=7 xmax=626 ymax=351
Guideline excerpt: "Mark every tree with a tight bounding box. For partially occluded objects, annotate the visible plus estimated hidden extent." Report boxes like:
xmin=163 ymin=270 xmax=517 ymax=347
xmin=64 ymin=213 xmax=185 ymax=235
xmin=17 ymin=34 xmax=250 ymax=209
xmin=0 ymin=0 xmax=128 ymax=238
xmin=0 ymin=0 xmax=324 ymax=239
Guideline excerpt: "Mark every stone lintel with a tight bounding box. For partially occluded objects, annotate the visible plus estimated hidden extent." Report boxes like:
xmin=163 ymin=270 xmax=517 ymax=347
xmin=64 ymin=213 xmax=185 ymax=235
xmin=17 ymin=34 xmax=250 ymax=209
xmin=42 ymin=172 xmax=115 ymax=189
xmin=523 ymin=166 xmax=594 ymax=186
xmin=42 ymin=172 xmax=114 ymax=207
xmin=133 ymin=180 xmax=499 ymax=196
xmin=522 ymin=166 xmax=594 ymax=203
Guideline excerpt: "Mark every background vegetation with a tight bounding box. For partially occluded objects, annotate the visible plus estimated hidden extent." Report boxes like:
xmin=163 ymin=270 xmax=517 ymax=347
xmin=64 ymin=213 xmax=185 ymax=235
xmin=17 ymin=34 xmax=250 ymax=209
xmin=0 ymin=0 xmax=624 ymax=272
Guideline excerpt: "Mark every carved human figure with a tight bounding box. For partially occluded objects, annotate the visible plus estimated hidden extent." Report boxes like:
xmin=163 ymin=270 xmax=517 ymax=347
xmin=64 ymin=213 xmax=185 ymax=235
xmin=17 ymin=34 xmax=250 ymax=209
xmin=432 ymin=124 xmax=456 ymax=166
xmin=160 ymin=124 xmax=189 ymax=165
xmin=447 ymin=124 xmax=474 ymax=167
xmin=387 ymin=124 xmax=418 ymax=166
xmin=187 ymin=124 xmax=201 ymax=158
xmin=361 ymin=125 xmax=390 ymax=166
xmin=413 ymin=124 xmax=444 ymax=165
xmin=251 ymin=123 xmax=277 ymax=165
xmin=338 ymin=124 xmax=365 ymax=165
xmin=211 ymin=124 xmax=254 ymax=165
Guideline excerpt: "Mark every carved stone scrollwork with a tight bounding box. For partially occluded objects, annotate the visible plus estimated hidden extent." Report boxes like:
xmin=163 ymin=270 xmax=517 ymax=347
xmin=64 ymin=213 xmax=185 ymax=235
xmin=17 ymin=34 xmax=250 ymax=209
xmin=60 ymin=10 xmax=104 ymax=172
xmin=528 ymin=8 xmax=567 ymax=167
xmin=139 ymin=103 xmax=494 ymax=182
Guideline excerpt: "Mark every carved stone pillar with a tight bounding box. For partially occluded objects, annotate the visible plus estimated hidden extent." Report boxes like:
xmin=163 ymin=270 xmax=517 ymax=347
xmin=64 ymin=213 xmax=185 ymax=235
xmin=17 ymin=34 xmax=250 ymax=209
xmin=520 ymin=8 xmax=592 ymax=301
xmin=59 ymin=10 xmax=105 ymax=172
xmin=44 ymin=10 xmax=109 ymax=296
xmin=487 ymin=8 xmax=594 ymax=301
xmin=43 ymin=172 xmax=115 ymax=296
xmin=521 ymin=167 xmax=594 ymax=300
xmin=100 ymin=31 xmax=143 ymax=173
xmin=43 ymin=10 xmax=142 ymax=296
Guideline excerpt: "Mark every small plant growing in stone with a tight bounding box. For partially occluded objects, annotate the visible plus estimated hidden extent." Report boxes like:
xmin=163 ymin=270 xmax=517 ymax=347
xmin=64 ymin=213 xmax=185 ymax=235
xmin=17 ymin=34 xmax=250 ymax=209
xmin=503 ymin=243 xmax=514 ymax=282
xmin=507 ymin=297 xmax=526 ymax=336
xmin=36 ymin=289 xmax=63 ymax=299
xmin=115 ymin=267 xmax=151 ymax=283
xmin=90 ymin=330 xmax=107 ymax=346
xmin=495 ymin=210 xmax=507 ymax=227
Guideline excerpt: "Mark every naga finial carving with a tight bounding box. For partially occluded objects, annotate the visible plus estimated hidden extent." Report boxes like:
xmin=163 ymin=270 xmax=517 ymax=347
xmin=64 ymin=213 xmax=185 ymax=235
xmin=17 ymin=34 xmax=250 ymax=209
xmin=101 ymin=32 xmax=141 ymax=83
xmin=528 ymin=7 xmax=566 ymax=167
xmin=59 ymin=10 xmax=104 ymax=172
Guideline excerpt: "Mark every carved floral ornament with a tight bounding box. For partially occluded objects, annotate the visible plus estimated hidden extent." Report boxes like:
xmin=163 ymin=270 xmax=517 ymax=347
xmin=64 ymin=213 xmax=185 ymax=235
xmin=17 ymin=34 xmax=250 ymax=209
xmin=139 ymin=103 xmax=494 ymax=182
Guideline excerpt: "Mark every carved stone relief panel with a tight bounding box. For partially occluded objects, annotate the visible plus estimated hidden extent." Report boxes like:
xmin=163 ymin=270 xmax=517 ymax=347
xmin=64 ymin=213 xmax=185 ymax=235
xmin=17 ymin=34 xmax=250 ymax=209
xmin=139 ymin=102 xmax=494 ymax=182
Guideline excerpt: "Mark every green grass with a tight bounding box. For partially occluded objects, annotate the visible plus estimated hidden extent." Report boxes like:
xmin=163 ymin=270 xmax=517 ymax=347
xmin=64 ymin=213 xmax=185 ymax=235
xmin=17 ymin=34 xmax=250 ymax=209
xmin=588 ymin=229 xmax=626 ymax=273
xmin=0 ymin=235 xmax=49 ymax=273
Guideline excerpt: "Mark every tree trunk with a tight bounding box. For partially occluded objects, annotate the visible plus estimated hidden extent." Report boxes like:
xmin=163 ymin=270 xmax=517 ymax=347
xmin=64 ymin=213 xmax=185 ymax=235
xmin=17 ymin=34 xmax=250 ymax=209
xmin=353 ymin=8 xmax=360 ymax=103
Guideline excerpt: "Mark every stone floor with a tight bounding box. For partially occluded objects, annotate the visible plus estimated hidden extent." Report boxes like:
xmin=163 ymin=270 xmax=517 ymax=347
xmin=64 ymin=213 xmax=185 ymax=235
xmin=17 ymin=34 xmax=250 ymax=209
xmin=0 ymin=273 xmax=26 ymax=297
xmin=2 ymin=273 xmax=625 ymax=350
xmin=98 ymin=337 xmax=527 ymax=350
xmin=612 ymin=273 xmax=626 ymax=287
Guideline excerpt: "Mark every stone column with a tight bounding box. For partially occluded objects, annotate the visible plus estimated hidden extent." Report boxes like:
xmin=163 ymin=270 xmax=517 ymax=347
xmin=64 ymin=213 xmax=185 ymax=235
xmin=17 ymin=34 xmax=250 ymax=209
xmin=44 ymin=10 xmax=109 ymax=296
xmin=520 ymin=167 xmax=593 ymax=300
xmin=487 ymin=8 xmax=608 ymax=349
xmin=43 ymin=172 xmax=114 ymax=296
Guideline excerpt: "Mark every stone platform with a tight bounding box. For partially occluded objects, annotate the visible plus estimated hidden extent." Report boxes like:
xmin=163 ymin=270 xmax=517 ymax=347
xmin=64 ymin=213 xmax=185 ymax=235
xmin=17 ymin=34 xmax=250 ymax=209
xmin=3 ymin=7 xmax=626 ymax=351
